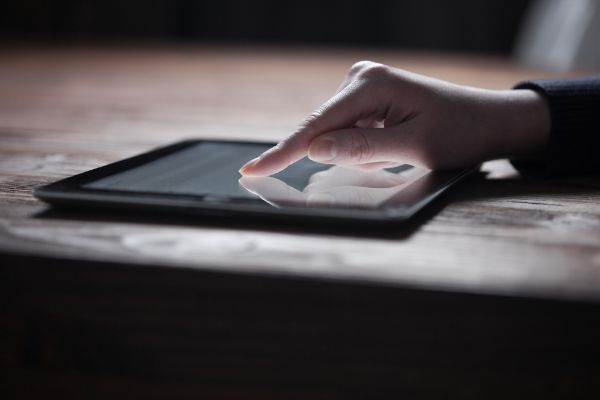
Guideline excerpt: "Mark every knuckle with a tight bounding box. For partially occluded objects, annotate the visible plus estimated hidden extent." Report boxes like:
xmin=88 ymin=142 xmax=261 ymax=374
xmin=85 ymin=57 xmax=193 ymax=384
xmin=356 ymin=62 xmax=389 ymax=80
xmin=347 ymin=131 xmax=374 ymax=163
xmin=299 ymin=111 xmax=322 ymax=134
xmin=301 ymin=95 xmax=339 ymax=132
xmin=276 ymin=135 xmax=292 ymax=149
xmin=348 ymin=60 xmax=390 ymax=82
xmin=349 ymin=60 xmax=374 ymax=75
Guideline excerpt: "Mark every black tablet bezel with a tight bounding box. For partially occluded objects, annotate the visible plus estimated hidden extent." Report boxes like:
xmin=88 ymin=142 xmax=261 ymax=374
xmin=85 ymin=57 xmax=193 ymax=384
xmin=33 ymin=139 xmax=479 ymax=225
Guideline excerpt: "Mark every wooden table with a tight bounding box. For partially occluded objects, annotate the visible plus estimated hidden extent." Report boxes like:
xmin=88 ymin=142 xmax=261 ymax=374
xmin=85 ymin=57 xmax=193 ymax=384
xmin=2 ymin=43 xmax=600 ymax=399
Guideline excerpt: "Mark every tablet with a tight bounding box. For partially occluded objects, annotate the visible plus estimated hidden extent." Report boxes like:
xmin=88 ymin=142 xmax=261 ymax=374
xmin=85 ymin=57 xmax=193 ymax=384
xmin=34 ymin=140 xmax=479 ymax=225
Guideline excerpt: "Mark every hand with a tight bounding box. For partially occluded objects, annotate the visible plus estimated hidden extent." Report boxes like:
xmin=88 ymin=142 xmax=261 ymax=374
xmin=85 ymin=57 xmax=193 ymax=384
xmin=239 ymin=164 xmax=429 ymax=208
xmin=239 ymin=61 xmax=550 ymax=176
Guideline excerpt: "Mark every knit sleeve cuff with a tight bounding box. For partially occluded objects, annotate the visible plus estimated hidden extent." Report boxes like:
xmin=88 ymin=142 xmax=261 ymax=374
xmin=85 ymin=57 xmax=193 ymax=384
xmin=510 ymin=76 xmax=600 ymax=176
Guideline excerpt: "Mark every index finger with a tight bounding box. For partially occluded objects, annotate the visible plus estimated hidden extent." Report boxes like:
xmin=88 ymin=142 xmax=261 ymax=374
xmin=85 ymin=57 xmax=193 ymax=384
xmin=239 ymin=82 xmax=375 ymax=176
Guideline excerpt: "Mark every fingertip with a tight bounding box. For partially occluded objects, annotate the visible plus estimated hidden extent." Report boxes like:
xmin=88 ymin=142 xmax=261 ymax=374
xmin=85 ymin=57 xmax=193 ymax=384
xmin=239 ymin=157 xmax=286 ymax=177
xmin=239 ymin=157 xmax=260 ymax=175
xmin=239 ymin=169 xmax=256 ymax=176
xmin=243 ymin=162 xmax=284 ymax=177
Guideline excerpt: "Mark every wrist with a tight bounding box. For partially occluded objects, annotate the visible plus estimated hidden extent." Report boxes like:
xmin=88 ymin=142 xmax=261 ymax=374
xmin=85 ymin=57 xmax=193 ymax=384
xmin=483 ymin=89 xmax=551 ymax=161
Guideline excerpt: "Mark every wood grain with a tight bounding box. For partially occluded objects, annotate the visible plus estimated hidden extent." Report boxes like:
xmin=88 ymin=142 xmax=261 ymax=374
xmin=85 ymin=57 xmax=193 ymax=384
xmin=1 ymin=43 xmax=600 ymax=398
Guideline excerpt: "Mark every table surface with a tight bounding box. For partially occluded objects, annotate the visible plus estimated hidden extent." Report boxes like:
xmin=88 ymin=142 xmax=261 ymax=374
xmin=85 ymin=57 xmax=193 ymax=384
xmin=4 ymin=43 xmax=600 ymax=399
xmin=1 ymin=43 xmax=600 ymax=303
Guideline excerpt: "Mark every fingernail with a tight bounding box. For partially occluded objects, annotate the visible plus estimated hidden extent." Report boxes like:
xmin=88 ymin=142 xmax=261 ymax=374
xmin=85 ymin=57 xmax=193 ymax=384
xmin=239 ymin=157 xmax=260 ymax=174
xmin=308 ymin=139 xmax=337 ymax=162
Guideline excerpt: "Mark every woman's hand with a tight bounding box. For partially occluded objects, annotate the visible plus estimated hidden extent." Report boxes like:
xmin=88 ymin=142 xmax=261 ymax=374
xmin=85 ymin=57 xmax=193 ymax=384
xmin=239 ymin=61 xmax=550 ymax=176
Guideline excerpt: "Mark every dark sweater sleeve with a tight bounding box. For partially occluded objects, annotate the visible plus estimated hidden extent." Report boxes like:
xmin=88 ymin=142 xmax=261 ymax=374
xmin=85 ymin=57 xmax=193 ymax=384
xmin=511 ymin=76 xmax=600 ymax=176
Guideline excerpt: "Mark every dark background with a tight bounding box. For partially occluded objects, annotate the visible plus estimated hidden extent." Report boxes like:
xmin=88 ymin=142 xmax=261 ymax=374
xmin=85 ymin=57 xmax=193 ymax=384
xmin=0 ymin=0 xmax=532 ymax=54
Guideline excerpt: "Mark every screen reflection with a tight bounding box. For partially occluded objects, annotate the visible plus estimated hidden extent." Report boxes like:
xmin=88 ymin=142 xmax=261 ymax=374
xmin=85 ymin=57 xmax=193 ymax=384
xmin=239 ymin=165 xmax=430 ymax=208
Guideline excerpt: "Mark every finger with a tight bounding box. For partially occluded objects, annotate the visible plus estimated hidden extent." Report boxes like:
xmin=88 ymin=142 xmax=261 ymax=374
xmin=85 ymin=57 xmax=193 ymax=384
xmin=336 ymin=60 xmax=379 ymax=94
xmin=306 ymin=125 xmax=419 ymax=167
xmin=239 ymin=82 xmax=379 ymax=176
xmin=335 ymin=75 xmax=353 ymax=95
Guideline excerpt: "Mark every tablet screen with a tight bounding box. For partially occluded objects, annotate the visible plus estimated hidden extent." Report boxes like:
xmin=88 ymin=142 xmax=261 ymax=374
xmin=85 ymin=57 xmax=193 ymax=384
xmin=83 ymin=142 xmax=430 ymax=209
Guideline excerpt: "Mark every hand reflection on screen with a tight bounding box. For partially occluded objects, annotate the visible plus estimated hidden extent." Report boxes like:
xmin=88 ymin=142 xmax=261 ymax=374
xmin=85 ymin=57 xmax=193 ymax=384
xmin=239 ymin=165 xmax=429 ymax=208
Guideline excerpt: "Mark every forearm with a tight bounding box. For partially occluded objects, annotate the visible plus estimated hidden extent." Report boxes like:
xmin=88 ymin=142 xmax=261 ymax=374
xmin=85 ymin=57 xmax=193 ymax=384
xmin=481 ymin=89 xmax=551 ymax=162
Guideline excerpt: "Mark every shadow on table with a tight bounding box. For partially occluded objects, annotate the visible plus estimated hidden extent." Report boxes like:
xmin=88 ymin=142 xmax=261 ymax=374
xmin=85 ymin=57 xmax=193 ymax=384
xmin=34 ymin=202 xmax=434 ymax=240
xmin=446 ymin=171 xmax=600 ymax=202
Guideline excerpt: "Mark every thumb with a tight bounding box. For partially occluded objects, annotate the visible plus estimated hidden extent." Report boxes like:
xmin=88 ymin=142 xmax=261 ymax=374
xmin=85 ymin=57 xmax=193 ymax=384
xmin=307 ymin=127 xmax=412 ymax=166
xmin=239 ymin=83 xmax=378 ymax=176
